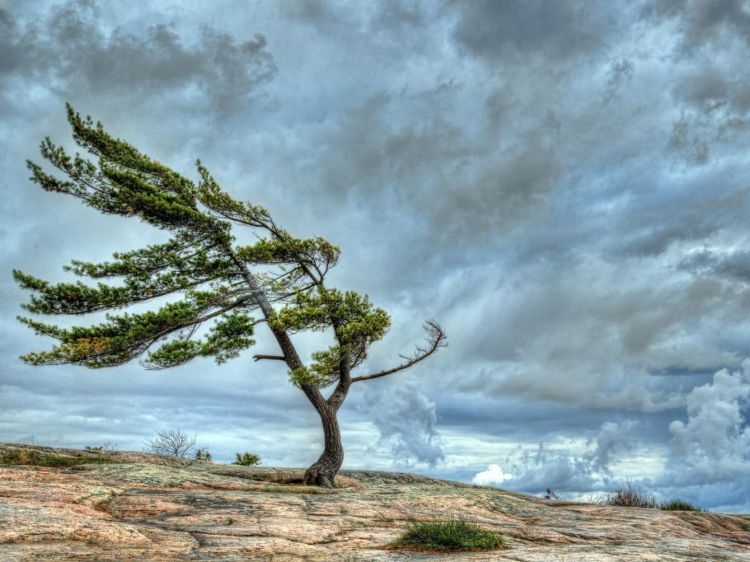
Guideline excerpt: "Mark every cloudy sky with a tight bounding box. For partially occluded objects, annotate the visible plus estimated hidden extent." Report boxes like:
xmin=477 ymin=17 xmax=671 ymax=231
xmin=2 ymin=0 xmax=750 ymax=512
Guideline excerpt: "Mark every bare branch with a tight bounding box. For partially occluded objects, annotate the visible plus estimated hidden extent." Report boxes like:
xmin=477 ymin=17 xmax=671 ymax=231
xmin=253 ymin=354 xmax=286 ymax=362
xmin=350 ymin=321 xmax=447 ymax=383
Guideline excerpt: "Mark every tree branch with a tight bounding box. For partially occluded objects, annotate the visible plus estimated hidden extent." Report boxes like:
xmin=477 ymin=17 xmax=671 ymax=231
xmin=350 ymin=321 xmax=447 ymax=383
xmin=253 ymin=354 xmax=286 ymax=362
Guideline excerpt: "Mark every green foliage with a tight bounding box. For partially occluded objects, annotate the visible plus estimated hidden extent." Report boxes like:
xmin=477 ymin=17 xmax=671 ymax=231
xmin=233 ymin=452 xmax=261 ymax=466
xmin=15 ymin=106 xmax=261 ymax=369
xmin=604 ymin=484 xmax=657 ymax=508
xmin=272 ymin=289 xmax=389 ymax=341
xmin=195 ymin=161 xmax=270 ymax=227
xmin=273 ymin=288 xmax=391 ymax=387
xmin=194 ymin=448 xmax=212 ymax=462
xmin=17 ymin=299 xmax=256 ymax=369
xmin=236 ymin=235 xmax=339 ymax=267
xmin=14 ymin=105 xmax=446 ymax=485
xmin=15 ymin=105 xmax=391 ymax=383
xmin=391 ymin=520 xmax=505 ymax=551
xmin=660 ymin=499 xmax=702 ymax=511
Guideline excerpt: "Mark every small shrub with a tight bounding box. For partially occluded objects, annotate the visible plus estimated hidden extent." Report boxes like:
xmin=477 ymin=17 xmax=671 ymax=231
xmin=605 ymin=483 xmax=656 ymax=508
xmin=194 ymin=448 xmax=212 ymax=462
xmin=233 ymin=452 xmax=261 ymax=466
xmin=145 ymin=429 xmax=196 ymax=458
xmin=0 ymin=448 xmax=46 ymax=465
xmin=660 ymin=499 xmax=702 ymax=511
xmin=84 ymin=440 xmax=118 ymax=453
xmin=391 ymin=520 xmax=505 ymax=551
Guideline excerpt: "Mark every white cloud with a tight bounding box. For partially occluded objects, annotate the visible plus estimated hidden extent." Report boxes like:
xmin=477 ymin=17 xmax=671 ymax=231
xmin=473 ymin=463 xmax=513 ymax=486
xmin=470 ymin=421 xmax=638 ymax=495
xmin=668 ymin=361 xmax=750 ymax=478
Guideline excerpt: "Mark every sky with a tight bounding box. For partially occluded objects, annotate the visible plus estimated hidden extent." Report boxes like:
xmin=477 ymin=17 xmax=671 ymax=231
xmin=1 ymin=0 xmax=750 ymax=512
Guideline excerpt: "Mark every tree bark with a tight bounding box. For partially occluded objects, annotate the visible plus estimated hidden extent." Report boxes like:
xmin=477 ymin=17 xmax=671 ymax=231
xmin=303 ymin=402 xmax=343 ymax=488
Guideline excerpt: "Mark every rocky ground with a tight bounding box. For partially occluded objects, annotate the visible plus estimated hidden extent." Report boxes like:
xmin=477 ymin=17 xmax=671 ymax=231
xmin=0 ymin=443 xmax=749 ymax=561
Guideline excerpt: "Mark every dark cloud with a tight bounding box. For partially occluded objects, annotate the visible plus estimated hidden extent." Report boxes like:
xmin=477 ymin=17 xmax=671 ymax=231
xmin=640 ymin=1 xmax=750 ymax=166
xmin=602 ymin=59 xmax=635 ymax=105
xmin=278 ymin=0 xmax=343 ymax=25
xmin=680 ymin=248 xmax=750 ymax=283
xmin=306 ymin=89 xmax=561 ymax=263
xmin=641 ymin=0 xmax=750 ymax=54
xmin=279 ymin=0 xmax=430 ymax=41
xmin=371 ymin=0 xmax=427 ymax=31
xmin=613 ymin=186 xmax=750 ymax=257
xmin=0 ymin=0 xmax=276 ymax=115
xmin=360 ymin=380 xmax=444 ymax=467
xmin=451 ymin=0 xmax=616 ymax=62
xmin=590 ymin=420 xmax=635 ymax=474
xmin=432 ymin=249 xmax=750 ymax=413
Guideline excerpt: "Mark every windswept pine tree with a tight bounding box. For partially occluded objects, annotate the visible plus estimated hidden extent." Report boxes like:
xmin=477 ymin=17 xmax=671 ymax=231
xmin=14 ymin=105 xmax=446 ymax=486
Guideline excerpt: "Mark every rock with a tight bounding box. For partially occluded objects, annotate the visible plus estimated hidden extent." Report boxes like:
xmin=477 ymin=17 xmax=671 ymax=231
xmin=0 ymin=443 xmax=748 ymax=560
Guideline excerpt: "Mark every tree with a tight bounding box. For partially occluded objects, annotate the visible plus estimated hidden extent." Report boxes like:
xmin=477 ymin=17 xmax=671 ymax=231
xmin=14 ymin=105 xmax=447 ymax=487
xmin=146 ymin=429 xmax=196 ymax=458
xmin=233 ymin=452 xmax=261 ymax=466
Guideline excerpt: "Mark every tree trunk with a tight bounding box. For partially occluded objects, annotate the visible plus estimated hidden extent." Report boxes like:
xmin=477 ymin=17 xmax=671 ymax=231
xmin=230 ymin=243 xmax=349 ymax=488
xmin=303 ymin=403 xmax=343 ymax=488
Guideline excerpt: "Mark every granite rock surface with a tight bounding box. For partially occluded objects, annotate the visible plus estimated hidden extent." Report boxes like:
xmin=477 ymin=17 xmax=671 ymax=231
xmin=0 ymin=443 xmax=748 ymax=561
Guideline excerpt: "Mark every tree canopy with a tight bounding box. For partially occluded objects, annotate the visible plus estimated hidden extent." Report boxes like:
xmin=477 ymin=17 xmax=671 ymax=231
xmin=14 ymin=105 xmax=446 ymax=486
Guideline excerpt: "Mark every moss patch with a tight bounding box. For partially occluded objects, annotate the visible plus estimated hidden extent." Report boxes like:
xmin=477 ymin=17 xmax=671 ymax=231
xmin=0 ymin=448 xmax=115 ymax=467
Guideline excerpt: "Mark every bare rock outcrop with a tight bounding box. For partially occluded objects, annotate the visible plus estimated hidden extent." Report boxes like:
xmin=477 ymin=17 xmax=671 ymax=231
xmin=0 ymin=443 xmax=748 ymax=561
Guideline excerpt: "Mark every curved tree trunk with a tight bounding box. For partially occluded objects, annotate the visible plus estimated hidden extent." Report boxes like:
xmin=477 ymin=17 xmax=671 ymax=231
xmin=231 ymin=253 xmax=350 ymax=488
xmin=303 ymin=403 xmax=343 ymax=488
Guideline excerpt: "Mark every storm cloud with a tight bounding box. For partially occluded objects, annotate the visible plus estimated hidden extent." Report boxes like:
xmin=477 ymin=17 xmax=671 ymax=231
xmin=2 ymin=0 xmax=750 ymax=512
xmin=0 ymin=1 xmax=275 ymax=115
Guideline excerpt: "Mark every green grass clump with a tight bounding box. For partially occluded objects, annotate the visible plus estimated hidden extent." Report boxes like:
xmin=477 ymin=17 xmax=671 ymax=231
xmin=660 ymin=499 xmax=702 ymax=511
xmin=0 ymin=448 xmax=114 ymax=467
xmin=604 ymin=483 xmax=656 ymax=508
xmin=391 ymin=520 xmax=505 ymax=551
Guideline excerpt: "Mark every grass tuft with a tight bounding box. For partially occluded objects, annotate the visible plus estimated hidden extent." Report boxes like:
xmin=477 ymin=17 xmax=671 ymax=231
xmin=660 ymin=499 xmax=702 ymax=511
xmin=604 ymin=483 xmax=656 ymax=508
xmin=391 ymin=519 xmax=505 ymax=551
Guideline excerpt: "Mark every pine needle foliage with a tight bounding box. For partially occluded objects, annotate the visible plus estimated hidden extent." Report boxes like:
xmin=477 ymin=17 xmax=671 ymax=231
xmin=14 ymin=105 xmax=392 ymax=375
